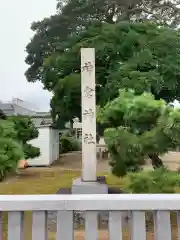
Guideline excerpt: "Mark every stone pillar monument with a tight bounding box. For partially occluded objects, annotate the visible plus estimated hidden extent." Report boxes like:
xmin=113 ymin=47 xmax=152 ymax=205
xmin=72 ymin=48 xmax=108 ymax=194
xmin=81 ymin=48 xmax=97 ymax=182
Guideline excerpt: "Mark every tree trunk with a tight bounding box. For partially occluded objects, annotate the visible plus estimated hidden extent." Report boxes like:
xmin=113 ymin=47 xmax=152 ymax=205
xmin=148 ymin=153 xmax=164 ymax=169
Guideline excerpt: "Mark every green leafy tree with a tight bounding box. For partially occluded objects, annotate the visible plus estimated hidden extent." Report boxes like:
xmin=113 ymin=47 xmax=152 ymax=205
xmin=51 ymin=73 xmax=81 ymax=122
xmin=98 ymin=89 xmax=180 ymax=177
xmin=25 ymin=0 xmax=180 ymax=122
xmin=56 ymin=0 xmax=180 ymax=26
xmin=26 ymin=0 xmax=180 ymax=83
xmin=42 ymin=22 xmax=180 ymax=123
xmin=9 ymin=116 xmax=40 ymax=159
xmin=25 ymin=0 xmax=180 ymax=84
xmin=0 ymin=116 xmax=24 ymax=180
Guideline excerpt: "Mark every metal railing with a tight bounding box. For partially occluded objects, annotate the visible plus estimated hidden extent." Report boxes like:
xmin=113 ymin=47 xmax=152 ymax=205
xmin=1 ymin=194 xmax=180 ymax=239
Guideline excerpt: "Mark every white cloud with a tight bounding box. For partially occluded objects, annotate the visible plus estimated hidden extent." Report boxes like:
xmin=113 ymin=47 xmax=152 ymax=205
xmin=0 ymin=0 xmax=56 ymax=111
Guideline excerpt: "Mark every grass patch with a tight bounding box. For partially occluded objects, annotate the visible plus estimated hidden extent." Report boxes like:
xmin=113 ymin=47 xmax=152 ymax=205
xmin=0 ymin=169 xmax=125 ymax=194
xmin=0 ymin=169 xmax=80 ymax=194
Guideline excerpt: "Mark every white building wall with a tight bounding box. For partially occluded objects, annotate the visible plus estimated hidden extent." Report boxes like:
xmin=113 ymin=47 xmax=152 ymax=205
xmin=49 ymin=129 xmax=59 ymax=164
xmin=53 ymin=129 xmax=59 ymax=161
xmin=56 ymin=130 xmax=60 ymax=160
xmin=28 ymin=127 xmax=50 ymax=166
xmin=49 ymin=128 xmax=53 ymax=164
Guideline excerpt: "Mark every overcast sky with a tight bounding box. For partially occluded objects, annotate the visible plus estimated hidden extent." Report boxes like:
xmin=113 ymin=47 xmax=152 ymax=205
xmin=0 ymin=0 xmax=56 ymax=111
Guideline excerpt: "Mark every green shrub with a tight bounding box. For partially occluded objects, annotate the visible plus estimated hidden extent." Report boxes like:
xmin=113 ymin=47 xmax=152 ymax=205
xmin=124 ymin=168 xmax=180 ymax=193
xmin=98 ymin=89 xmax=180 ymax=176
xmin=60 ymin=136 xmax=81 ymax=153
xmin=23 ymin=143 xmax=40 ymax=159
xmin=0 ymin=138 xmax=24 ymax=180
xmin=0 ymin=119 xmax=24 ymax=180
xmin=9 ymin=116 xmax=40 ymax=159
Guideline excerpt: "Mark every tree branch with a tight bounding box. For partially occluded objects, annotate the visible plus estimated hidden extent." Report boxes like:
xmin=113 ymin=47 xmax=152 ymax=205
xmin=148 ymin=153 xmax=164 ymax=169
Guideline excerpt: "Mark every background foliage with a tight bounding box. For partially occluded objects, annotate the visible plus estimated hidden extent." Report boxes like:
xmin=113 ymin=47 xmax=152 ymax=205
xmin=98 ymin=89 xmax=180 ymax=176
xmin=9 ymin=116 xmax=40 ymax=159
xmin=124 ymin=168 xmax=180 ymax=193
xmin=25 ymin=0 xmax=180 ymax=124
xmin=0 ymin=117 xmax=24 ymax=180
xmin=59 ymin=130 xmax=81 ymax=153
xmin=24 ymin=0 xmax=180 ymax=182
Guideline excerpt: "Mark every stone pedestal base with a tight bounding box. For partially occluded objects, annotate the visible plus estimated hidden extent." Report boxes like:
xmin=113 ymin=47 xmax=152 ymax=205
xmin=71 ymin=177 xmax=130 ymax=228
xmin=72 ymin=177 xmax=108 ymax=228
xmin=72 ymin=177 xmax=108 ymax=194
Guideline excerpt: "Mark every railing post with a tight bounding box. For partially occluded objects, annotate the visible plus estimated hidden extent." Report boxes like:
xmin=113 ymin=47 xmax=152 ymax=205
xmin=0 ymin=212 xmax=3 ymax=240
xmin=109 ymin=211 xmax=123 ymax=240
xmin=154 ymin=211 xmax=171 ymax=240
xmin=85 ymin=211 xmax=98 ymax=240
xmin=8 ymin=211 xmax=24 ymax=240
xmin=32 ymin=211 xmax=48 ymax=240
xmin=131 ymin=211 xmax=146 ymax=240
xmin=56 ymin=210 xmax=74 ymax=240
